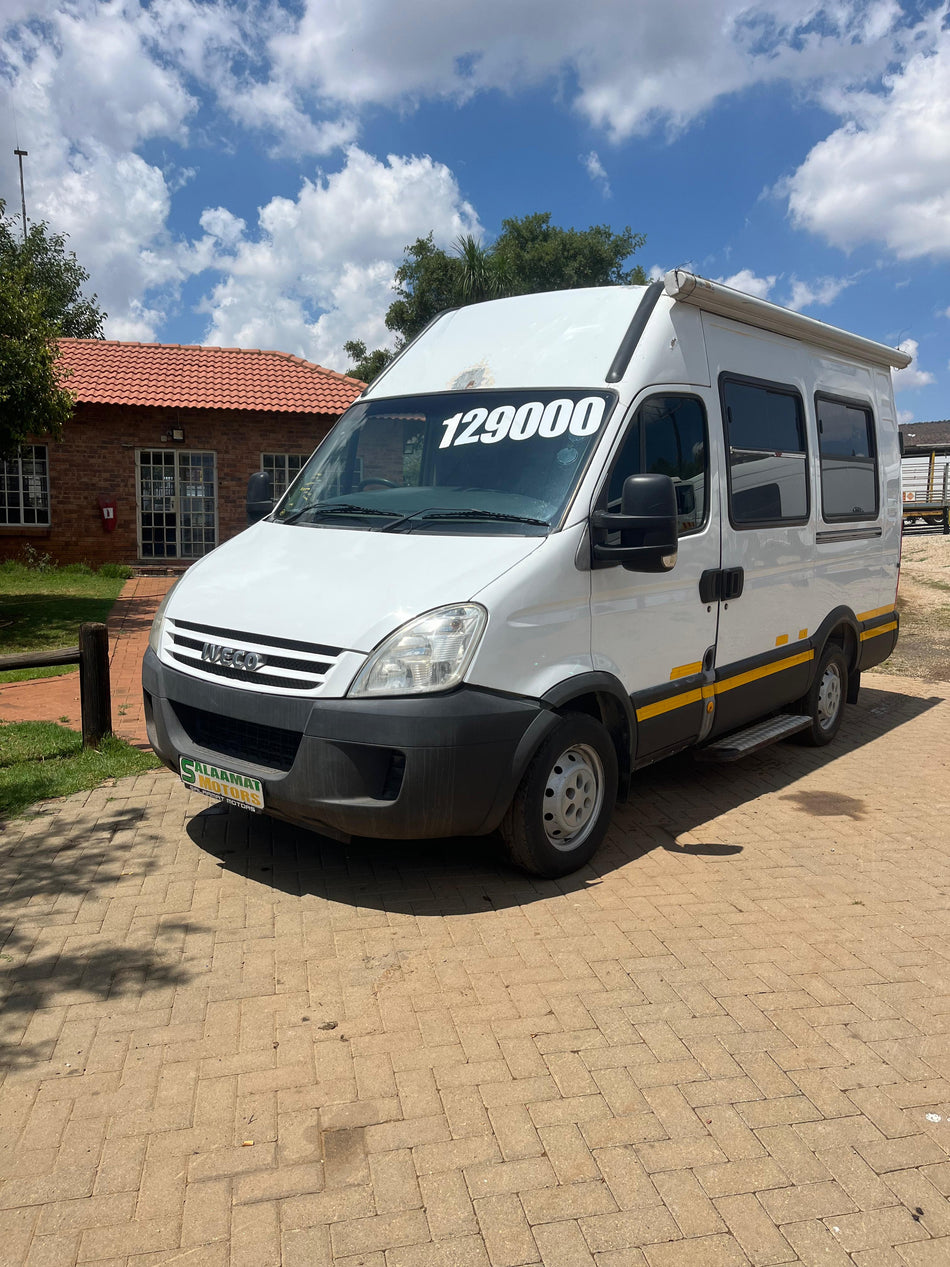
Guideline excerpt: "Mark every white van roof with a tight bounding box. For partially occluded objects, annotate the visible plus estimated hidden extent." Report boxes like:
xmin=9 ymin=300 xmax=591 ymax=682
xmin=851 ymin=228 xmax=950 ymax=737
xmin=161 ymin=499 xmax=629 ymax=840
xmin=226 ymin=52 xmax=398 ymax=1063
xmin=663 ymin=270 xmax=912 ymax=371
xmin=365 ymin=271 xmax=911 ymax=399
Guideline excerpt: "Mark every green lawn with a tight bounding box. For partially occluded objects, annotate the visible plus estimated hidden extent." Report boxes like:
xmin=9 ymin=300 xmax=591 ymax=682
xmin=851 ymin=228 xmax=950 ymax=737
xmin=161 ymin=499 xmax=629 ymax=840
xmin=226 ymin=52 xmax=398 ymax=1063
xmin=0 ymin=721 xmax=160 ymax=820
xmin=0 ymin=560 xmax=130 ymax=683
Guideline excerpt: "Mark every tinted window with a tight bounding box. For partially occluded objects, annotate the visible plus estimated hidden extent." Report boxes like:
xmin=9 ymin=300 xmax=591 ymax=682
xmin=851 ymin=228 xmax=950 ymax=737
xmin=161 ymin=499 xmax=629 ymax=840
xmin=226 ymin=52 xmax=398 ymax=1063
xmin=607 ymin=395 xmax=707 ymax=534
xmin=816 ymin=396 xmax=878 ymax=520
xmin=722 ymin=378 xmax=808 ymax=525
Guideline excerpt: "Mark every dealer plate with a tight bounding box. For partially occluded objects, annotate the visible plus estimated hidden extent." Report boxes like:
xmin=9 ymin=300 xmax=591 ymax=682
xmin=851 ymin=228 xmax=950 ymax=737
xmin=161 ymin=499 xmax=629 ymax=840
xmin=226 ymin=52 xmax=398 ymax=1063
xmin=180 ymin=756 xmax=264 ymax=812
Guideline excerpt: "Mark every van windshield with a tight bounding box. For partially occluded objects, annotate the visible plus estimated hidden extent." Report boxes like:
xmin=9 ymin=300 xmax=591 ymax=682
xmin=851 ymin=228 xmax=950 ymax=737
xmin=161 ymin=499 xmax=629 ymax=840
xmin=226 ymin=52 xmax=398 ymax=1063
xmin=275 ymin=389 xmax=616 ymax=535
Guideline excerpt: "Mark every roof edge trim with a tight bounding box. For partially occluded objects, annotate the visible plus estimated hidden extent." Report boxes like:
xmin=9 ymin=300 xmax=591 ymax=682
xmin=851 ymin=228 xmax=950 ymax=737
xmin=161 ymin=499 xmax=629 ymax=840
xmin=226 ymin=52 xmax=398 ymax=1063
xmin=663 ymin=270 xmax=912 ymax=371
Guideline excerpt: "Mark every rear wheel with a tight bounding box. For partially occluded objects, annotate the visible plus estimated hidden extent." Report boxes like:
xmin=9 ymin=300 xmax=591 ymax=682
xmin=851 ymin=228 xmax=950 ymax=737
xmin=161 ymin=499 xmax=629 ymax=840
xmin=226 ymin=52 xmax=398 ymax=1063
xmin=795 ymin=644 xmax=848 ymax=746
xmin=500 ymin=713 xmax=618 ymax=878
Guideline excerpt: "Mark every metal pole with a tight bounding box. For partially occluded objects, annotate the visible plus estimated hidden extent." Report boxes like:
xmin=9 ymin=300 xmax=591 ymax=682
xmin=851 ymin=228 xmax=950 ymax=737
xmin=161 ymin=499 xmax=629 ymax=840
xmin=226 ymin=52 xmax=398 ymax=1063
xmin=14 ymin=148 xmax=28 ymax=242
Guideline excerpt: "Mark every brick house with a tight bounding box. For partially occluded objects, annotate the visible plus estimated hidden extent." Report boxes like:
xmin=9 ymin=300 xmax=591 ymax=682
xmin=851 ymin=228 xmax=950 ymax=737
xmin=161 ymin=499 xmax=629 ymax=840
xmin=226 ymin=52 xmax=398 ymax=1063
xmin=0 ymin=340 xmax=364 ymax=567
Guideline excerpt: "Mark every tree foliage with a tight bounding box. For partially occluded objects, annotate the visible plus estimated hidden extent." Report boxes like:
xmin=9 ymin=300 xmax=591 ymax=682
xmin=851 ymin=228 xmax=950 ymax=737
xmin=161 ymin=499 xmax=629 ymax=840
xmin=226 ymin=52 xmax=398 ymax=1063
xmin=0 ymin=200 xmax=106 ymax=338
xmin=345 ymin=212 xmax=647 ymax=383
xmin=0 ymin=201 xmax=100 ymax=457
xmin=342 ymin=339 xmax=394 ymax=385
xmin=0 ymin=266 xmax=74 ymax=458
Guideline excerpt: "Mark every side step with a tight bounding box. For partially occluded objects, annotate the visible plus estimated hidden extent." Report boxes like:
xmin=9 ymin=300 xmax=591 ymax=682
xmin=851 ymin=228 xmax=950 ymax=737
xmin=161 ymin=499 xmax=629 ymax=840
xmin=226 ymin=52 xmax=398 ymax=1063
xmin=695 ymin=713 xmax=810 ymax=763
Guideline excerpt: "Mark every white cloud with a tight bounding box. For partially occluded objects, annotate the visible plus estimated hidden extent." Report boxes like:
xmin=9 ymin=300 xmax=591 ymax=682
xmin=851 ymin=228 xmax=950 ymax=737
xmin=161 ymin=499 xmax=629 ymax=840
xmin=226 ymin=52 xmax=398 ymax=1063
xmin=785 ymin=275 xmax=853 ymax=311
xmin=719 ymin=269 xmax=776 ymax=299
xmin=897 ymin=408 xmax=914 ymax=425
xmin=892 ymin=339 xmax=935 ymax=392
xmin=582 ymin=151 xmax=611 ymax=197
xmin=196 ymin=147 xmax=480 ymax=369
xmin=263 ymin=1 xmax=928 ymax=143
xmin=785 ymin=24 xmax=950 ymax=258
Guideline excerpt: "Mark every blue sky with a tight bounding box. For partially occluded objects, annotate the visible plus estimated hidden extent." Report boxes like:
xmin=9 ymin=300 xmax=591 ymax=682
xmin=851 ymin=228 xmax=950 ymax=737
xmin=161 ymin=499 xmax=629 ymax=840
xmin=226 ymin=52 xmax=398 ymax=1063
xmin=1 ymin=0 xmax=948 ymax=422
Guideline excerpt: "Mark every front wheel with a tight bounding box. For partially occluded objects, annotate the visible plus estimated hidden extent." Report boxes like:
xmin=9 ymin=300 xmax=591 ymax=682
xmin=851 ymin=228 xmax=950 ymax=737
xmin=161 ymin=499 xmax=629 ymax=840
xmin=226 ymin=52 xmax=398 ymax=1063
xmin=795 ymin=644 xmax=848 ymax=747
xmin=500 ymin=713 xmax=618 ymax=877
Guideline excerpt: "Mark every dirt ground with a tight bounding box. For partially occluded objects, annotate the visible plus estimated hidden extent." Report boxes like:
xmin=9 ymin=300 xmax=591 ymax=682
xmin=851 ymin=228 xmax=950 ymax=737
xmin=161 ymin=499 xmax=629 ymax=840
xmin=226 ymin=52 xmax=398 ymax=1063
xmin=876 ymin=524 xmax=950 ymax=681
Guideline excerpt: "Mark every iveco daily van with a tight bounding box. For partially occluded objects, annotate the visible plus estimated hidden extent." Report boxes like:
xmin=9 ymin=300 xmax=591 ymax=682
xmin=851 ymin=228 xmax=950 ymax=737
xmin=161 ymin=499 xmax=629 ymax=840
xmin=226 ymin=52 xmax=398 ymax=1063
xmin=143 ymin=271 xmax=910 ymax=876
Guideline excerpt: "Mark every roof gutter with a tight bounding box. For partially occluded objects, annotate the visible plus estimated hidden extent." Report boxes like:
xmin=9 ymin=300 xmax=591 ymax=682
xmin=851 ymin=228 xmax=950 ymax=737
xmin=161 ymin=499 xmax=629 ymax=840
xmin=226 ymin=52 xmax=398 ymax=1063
xmin=664 ymin=270 xmax=912 ymax=371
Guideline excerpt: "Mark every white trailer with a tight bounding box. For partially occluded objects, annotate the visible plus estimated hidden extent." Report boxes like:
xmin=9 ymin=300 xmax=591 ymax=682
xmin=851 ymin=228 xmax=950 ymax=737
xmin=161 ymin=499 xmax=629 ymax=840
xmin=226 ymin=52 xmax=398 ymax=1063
xmin=901 ymin=451 xmax=950 ymax=532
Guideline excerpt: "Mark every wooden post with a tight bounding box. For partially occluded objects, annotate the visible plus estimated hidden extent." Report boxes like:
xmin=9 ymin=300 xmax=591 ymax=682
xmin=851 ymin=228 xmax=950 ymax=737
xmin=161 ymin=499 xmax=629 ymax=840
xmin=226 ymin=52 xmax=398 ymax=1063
xmin=79 ymin=622 xmax=112 ymax=748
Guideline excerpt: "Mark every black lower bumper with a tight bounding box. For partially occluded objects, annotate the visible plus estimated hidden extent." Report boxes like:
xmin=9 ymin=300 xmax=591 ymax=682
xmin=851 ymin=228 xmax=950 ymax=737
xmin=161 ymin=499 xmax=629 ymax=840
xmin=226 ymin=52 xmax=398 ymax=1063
xmin=142 ymin=650 xmax=555 ymax=840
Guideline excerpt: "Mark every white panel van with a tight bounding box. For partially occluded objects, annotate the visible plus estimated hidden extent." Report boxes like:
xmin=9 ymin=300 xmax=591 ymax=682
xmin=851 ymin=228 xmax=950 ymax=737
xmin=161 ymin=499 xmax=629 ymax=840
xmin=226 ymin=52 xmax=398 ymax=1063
xmin=143 ymin=272 xmax=910 ymax=876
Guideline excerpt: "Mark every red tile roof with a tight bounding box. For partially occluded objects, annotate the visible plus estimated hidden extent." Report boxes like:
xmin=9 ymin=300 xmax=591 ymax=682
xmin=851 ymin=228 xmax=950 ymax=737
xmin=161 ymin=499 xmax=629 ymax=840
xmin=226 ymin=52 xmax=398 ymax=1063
xmin=57 ymin=339 xmax=365 ymax=415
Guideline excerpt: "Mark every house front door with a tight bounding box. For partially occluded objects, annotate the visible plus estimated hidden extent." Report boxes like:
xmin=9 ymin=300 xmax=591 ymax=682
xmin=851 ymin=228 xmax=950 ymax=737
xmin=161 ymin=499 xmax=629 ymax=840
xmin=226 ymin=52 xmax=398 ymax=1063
xmin=137 ymin=449 xmax=217 ymax=559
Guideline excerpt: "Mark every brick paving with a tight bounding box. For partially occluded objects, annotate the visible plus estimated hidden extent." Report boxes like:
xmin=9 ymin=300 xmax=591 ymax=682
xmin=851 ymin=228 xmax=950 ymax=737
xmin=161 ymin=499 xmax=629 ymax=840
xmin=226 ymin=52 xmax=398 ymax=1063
xmin=1 ymin=663 xmax=949 ymax=1263
xmin=0 ymin=576 xmax=175 ymax=748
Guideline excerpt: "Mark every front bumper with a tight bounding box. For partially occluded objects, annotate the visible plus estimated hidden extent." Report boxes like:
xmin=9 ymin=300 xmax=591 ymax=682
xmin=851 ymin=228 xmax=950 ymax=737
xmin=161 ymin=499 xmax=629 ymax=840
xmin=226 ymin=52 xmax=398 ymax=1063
xmin=143 ymin=650 xmax=556 ymax=840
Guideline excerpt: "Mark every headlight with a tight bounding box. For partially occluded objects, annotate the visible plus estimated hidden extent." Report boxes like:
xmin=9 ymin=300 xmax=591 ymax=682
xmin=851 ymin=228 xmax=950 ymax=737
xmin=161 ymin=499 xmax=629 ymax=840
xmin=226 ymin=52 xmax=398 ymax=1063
xmin=147 ymin=579 xmax=180 ymax=657
xmin=348 ymin=604 xmax=487 ymax=697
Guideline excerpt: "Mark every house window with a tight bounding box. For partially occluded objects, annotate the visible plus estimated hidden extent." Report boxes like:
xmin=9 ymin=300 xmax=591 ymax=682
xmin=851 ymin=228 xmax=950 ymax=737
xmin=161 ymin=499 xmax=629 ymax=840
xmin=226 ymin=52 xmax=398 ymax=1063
xmin=262 ymin=453 xmax=309 ymax=500
xmin=0 ymin=445 xmax=50 ymax=526
xmin=720 ymin=376 xmax=809 ymax=526
xmin=816 ymin=395 xmax=878 ymax=521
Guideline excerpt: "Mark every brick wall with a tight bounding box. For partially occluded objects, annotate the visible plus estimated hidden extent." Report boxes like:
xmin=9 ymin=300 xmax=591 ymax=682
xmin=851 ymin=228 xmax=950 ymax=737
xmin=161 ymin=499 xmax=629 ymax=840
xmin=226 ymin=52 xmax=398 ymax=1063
xmin=0 ymin=403 xmax=336 ymax=567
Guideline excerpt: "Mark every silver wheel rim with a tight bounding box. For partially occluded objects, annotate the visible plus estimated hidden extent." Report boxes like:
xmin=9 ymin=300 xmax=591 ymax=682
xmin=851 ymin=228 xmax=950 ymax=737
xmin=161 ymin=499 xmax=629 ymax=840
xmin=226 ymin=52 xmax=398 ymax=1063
xmin=817 ymin=663 xmax=842 ymax=730
xmin=541 ymin=743 xmax=605 ymax=851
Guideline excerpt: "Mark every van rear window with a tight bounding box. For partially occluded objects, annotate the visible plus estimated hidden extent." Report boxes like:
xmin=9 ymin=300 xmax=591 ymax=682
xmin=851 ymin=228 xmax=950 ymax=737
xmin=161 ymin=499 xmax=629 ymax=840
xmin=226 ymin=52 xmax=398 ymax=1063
xmin=721 ymin=376 xmax=809 ymax=527
xmin=816 ymin=395 xmax=878 ymax=521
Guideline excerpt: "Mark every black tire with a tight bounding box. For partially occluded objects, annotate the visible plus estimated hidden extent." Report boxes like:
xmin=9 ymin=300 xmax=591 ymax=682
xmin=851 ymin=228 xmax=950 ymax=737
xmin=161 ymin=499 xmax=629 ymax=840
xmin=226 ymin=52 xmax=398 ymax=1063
xmin=500 ymin=713 xmax=618 ymax=878
xmin=795 ymin=644 xmax=849 ymax=747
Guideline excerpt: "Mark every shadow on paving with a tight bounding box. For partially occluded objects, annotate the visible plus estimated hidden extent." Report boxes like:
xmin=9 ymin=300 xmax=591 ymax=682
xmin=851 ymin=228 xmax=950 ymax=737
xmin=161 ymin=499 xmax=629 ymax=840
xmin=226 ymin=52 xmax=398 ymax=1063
xmin=0 ymin=805 xmax=199 ymax=1071
xmin=185 ymin=683 xmax=943 ymax=917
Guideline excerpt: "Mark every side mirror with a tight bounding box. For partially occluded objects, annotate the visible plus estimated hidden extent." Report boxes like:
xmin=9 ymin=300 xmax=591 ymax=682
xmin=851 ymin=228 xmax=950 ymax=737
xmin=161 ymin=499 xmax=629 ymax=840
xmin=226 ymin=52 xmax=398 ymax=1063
xmin=591 ymin=473 xmax=678 ymax=572
xmin=898 ymin=430 xmax=905 ymax=458
xmin=246 ymin=470 xmax=274 ymax=525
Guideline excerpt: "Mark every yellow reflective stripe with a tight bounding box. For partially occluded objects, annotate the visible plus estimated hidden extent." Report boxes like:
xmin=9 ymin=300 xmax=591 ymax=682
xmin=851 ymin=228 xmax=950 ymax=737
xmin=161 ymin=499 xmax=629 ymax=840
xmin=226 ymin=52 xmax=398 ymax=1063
xmin=637 ymin=649 xmax=815 ymax=721
xmin=860 ymin=620 xmax=897 ymax=642
xmin=857 ymin=605 xmax=895 ymax=621
xmin=714 ymin=650 xmax=814 ymax=696
xmin=798 ymin=628 xmax=808 ymax=640
xmin=636 ymin=688 xmax=703 ymax=722
xmin=670 ymin=661 xmax=703 ymax=680
xmin=775 ymin=634 xmax=789 ymax=646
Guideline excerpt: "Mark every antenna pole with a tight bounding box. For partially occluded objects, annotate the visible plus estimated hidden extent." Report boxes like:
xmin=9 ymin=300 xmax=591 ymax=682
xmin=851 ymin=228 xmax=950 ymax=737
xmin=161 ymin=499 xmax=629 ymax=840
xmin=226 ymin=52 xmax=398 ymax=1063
xmin=13 ymin=149 xmax=28 ymax=242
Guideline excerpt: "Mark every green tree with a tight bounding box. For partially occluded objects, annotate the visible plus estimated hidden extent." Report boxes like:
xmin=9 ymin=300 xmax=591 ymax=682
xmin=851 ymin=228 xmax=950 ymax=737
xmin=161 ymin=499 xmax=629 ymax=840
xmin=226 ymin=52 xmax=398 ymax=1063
xmin=342 ymin=339 xmax=393 ymax=384
xmin=0 ymin=264 xmax=74 ymax=458
xmin=345 ymin=213 xmax=647 ymax=383
xmin=0 ymin=200 xmax=106 ymax=338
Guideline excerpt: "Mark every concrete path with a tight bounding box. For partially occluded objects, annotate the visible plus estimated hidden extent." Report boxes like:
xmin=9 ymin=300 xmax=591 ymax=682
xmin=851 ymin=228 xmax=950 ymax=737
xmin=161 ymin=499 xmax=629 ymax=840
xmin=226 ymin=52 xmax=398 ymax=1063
xmin=0 ymin=577 xmax=175 ymax=748
xmin=1 ymin=670 xmax=949 ymax=1265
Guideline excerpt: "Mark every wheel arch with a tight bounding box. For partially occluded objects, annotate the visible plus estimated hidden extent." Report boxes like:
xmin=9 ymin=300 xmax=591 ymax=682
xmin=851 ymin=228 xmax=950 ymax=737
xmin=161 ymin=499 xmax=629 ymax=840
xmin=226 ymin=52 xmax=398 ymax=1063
xmin=541 ymin=673 xmax=636 ymax=800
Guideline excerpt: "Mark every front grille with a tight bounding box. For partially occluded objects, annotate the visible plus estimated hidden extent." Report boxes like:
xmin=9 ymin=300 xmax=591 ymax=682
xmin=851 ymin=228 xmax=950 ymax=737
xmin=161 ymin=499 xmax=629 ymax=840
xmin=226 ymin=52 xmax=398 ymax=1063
xmin=171 ymin=701 xmax=301 ymax=772
xmin=166 ymin=618 xmax=344 ymax=693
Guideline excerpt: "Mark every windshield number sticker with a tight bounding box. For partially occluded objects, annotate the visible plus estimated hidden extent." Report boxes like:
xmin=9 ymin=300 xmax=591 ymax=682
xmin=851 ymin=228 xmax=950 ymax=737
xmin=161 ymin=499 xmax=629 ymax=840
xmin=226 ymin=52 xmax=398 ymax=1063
xmin=439 ymin=397 xmax=605 ymax=449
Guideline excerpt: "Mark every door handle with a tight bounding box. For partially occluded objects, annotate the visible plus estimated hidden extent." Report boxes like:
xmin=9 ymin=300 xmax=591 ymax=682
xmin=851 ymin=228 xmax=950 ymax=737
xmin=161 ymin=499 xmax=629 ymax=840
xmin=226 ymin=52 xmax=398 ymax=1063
xmin=722 ymin=567 xmax=744 ymax=600
xmin=698 ymin=567 xmax=744 ymax=603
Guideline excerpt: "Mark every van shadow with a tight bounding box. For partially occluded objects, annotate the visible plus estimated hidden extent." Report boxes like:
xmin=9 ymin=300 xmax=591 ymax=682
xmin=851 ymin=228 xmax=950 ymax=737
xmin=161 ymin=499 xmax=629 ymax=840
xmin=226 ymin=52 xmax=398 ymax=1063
xmin=186 ymin=682 xmax=944 ymax=916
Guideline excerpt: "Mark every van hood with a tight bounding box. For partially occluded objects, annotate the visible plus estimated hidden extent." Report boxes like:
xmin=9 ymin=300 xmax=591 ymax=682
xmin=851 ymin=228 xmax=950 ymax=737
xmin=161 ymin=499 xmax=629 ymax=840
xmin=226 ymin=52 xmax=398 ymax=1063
xmin=169 ymin=520 xmax=544 ymax=651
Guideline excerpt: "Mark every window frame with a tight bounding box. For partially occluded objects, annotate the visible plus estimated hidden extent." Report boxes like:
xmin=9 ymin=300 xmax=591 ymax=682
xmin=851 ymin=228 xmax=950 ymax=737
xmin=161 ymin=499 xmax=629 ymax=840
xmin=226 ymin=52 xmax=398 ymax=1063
xmin=599 ymin=391 xmax=711 ymax=539
xmin=814 ymin=391 xmax=879 ymax=523
xmin=261 ymin=452 xmax=310 ymax=502
xmin=719 ymin=371 xmax=810 ymax=531
xmin=0 ymin=444 xmax=51 ymax=527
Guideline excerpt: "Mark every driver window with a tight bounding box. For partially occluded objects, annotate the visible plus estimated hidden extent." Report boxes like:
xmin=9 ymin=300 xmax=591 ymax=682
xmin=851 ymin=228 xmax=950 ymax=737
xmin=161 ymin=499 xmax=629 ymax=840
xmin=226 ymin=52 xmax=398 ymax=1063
xmin=607 ymin=395 xmax=708 ymax=534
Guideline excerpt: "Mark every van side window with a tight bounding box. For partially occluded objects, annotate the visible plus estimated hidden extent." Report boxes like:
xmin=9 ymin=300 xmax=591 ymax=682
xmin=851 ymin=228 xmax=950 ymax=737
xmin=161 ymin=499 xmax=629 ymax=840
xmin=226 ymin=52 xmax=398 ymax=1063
xmin=721 ymin=376 xmax=808 ymax=526
xmin=816 ymin=395 xmax=878 ymax=520
xmin=607 ymin=395 xmax=708 ymax=535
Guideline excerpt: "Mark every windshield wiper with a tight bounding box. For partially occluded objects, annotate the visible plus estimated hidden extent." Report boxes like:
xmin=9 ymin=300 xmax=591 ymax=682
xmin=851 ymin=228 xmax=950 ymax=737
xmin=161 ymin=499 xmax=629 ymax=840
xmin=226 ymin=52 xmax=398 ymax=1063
xmin=279 ymin=503 xmax=398 ymax=525
xmin=384 ymin=507 xmax=550 ymax=532
xmin=421 ymin=508 xmax=550 ymax=526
